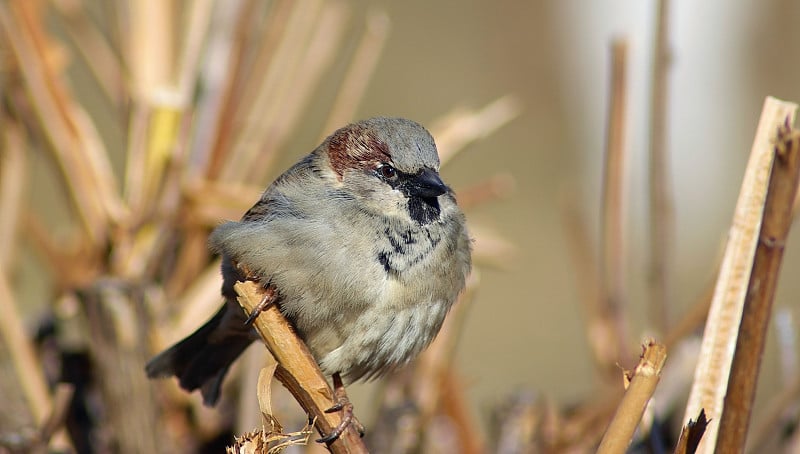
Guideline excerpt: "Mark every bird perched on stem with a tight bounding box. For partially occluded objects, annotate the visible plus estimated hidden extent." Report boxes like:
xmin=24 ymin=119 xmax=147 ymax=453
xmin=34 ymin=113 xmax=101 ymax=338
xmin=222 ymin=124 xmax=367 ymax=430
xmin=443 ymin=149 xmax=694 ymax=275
xmin=146 ymin=117 xmax=472 ymax=442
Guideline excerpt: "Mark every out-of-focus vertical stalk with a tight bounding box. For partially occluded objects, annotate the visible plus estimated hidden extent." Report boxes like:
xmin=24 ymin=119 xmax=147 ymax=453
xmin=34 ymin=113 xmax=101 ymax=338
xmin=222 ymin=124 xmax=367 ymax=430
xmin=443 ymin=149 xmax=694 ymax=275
xmin=648 ymin=0 xmax=674 ymax=334
xmin=0 ymin=122 xmax=26 ymax=268
xmin=599 ymin=39 xmax=631 ymax=367
xmin=124 ymin=0 xmax=175 ymax=218
xmin=128 ymin=0 xmax=173 ymax=100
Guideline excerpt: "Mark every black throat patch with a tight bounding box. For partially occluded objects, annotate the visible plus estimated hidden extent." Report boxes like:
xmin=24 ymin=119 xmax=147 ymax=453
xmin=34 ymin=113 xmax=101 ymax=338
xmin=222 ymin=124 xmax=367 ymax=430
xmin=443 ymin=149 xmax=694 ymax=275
xmin=408 ymin=195 xmax=441 ymax=225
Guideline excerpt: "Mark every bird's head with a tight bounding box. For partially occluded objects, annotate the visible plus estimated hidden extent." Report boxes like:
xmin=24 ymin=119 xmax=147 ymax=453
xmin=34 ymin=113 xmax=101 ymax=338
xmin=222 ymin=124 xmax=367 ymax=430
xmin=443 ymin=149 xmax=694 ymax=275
xmin=322 ymin=117 xmax=449 ymax=225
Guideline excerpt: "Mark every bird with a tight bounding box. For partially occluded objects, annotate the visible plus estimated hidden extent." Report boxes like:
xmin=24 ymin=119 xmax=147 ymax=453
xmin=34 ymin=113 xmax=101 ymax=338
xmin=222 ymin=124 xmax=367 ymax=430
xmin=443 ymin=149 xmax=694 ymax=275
xmin=145 ymin=117 xmax=472 ymax=442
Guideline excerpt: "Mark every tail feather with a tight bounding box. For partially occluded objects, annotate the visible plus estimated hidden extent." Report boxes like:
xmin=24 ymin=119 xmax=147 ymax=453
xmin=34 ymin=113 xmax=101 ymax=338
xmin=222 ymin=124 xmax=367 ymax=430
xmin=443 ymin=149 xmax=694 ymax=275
xmin=146 ymin=304 xmax=254 ymax=406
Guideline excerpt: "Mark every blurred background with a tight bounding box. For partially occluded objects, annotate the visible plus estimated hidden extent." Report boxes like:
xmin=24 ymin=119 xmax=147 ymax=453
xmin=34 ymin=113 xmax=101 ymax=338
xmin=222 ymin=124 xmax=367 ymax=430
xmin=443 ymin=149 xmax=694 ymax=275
xmin=3 ymin=0 xmax=800 ymax=452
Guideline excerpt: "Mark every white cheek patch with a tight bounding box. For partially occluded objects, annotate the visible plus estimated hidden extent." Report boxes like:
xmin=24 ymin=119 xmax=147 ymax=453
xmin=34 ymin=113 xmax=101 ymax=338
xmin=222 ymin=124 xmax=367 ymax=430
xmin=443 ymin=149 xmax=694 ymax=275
xmin=370 ymin=187 xmax=408 ymax=218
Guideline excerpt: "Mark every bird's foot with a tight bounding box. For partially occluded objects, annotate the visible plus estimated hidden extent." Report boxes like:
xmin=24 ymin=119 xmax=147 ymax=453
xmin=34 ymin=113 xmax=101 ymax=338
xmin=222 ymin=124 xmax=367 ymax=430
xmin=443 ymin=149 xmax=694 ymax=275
xmin=243 ymin=286 xmax=276 ymax=325
xmin=316 ymin=373 xmax=365 ymax=444
xmin=233 ymin=261 xmax=277 ymax=325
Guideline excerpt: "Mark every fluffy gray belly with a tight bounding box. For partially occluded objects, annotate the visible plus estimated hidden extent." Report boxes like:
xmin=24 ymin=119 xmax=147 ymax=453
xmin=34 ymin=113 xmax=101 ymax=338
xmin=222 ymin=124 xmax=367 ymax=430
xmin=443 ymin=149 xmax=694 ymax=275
xmin=312 ymin=298 xmax=450 ymax=382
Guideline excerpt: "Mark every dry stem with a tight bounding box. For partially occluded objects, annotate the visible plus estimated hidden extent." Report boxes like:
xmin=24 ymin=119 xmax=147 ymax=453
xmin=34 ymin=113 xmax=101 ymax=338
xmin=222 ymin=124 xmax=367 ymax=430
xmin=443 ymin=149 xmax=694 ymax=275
xmin=683 ymin=96 xmax=798 ymax=453
xmin=715 ymin=122 xmax=800 ymax=452
xmin=233 ymin=280 xmax=368 ymax=454
xmin=596 ymin=341 xmax=667 ymax=454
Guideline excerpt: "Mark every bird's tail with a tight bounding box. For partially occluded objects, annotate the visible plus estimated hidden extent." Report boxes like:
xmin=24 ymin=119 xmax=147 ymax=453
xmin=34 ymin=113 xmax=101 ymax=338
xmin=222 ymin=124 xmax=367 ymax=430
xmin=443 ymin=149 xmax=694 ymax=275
xmin=145 ymin=304 xmax=254 ymax=406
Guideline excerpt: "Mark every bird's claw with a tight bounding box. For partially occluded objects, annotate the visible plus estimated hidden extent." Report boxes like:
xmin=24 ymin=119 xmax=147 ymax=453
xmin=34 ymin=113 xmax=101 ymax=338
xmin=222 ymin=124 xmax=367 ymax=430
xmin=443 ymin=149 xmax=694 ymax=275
xmin=316 ymin=374 xmax=365 ymax=443
xmin=324 ymin=402 xmax=344 ymax=413
xmin=316 ymin=403 xmax=365 ymax=443
xmin=244 ymin=285 xmax=276 ymax=325
xmin=243 ymin=294 xmax=268 ymax=325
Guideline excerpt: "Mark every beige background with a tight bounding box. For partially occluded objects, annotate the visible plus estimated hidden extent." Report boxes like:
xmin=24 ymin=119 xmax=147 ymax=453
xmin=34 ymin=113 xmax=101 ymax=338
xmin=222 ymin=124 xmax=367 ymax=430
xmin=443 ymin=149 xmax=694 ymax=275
xmin=14 ymin=0 xmax=800 ymax=441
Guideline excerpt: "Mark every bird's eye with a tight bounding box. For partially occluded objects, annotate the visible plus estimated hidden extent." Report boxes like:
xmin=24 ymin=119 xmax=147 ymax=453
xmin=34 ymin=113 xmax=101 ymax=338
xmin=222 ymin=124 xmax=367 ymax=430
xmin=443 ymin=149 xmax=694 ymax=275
xmin=379 ymin=164 xmax=397 ymax=180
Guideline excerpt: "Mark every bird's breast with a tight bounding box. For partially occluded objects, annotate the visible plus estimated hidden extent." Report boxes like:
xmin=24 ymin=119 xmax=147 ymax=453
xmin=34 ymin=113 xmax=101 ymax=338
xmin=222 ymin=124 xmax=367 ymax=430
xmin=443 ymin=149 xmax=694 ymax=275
xmin=273 ymin=208 xmax=467 ymax=381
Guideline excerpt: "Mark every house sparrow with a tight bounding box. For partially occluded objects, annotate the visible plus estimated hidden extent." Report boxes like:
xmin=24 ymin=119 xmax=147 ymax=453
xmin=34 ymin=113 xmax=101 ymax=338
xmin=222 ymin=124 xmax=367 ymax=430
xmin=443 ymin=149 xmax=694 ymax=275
xmin=146 ymin=117 xmax=471 ymax=441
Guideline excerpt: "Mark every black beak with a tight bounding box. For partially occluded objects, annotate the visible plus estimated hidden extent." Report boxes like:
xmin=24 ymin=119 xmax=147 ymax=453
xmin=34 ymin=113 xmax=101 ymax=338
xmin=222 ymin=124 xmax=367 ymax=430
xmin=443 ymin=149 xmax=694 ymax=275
xmin=404 ymin=168 xmax=448 ymax=198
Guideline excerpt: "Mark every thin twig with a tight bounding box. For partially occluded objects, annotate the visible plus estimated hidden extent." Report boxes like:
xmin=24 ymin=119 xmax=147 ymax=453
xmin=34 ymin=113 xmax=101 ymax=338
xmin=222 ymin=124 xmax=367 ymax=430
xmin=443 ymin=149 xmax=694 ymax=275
xmin=597 ymin=341 xmax=667 ymax=454
xmin=432 ymin=95 xmax=522 ymax=165
xmin=716 ymin=121 xmax=800 ymax=452
xmin=163 ymin=230 xmax=213 ymax=298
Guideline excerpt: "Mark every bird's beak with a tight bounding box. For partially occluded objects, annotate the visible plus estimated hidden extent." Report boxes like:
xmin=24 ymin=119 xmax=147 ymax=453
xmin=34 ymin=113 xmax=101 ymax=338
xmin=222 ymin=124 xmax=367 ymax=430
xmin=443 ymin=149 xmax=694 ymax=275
xmin=405 ymin=168 xmax=448 ymax=198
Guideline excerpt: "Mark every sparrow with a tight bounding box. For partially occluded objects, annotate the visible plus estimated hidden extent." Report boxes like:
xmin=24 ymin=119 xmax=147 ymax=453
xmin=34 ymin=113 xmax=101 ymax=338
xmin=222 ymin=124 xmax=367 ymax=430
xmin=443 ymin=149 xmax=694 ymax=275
xmin=146 ymin=117 xmax=472 ymax=441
